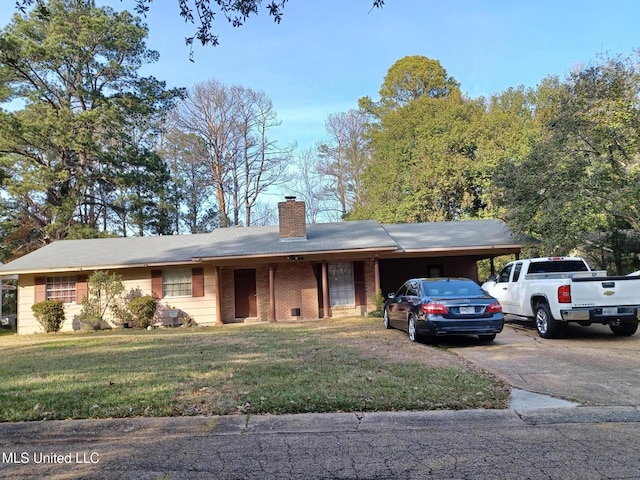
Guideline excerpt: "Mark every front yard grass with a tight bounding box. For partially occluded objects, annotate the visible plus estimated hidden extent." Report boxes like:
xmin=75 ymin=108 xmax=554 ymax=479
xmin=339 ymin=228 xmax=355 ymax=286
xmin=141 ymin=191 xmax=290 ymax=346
xmin=0 ymin=317 xmax=510 ymax=422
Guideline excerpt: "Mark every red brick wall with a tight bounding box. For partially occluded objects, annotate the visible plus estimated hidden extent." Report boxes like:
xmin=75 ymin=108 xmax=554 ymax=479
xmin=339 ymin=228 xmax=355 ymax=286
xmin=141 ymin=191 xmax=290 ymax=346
xmin=255 ymin=266 xmax=270 ymax=320
xmin=219 ymin=259 xmax=380 ymax=323
xmin=364 ymin=259 xmax=377 ymax=312
xmin=278 ymin=198 xmax=307 ymax=240
xmin=273 ymin=263 xmax=318 ymax=320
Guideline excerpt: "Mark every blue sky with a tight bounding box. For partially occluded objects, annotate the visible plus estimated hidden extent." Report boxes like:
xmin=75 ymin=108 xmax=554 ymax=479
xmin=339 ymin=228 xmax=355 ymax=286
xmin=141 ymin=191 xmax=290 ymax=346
xmin=1 ymin=0 xmax=639 ymax=151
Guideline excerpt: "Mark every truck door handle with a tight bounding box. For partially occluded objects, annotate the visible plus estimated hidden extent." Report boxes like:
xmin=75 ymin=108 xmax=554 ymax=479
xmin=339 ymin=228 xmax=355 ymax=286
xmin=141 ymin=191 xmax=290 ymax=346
xmin=502 ymin=287 xmax=508 ymax=290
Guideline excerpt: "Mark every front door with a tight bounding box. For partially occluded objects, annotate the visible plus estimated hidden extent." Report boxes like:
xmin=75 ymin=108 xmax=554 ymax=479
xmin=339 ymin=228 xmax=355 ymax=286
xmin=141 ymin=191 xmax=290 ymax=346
xmin=234 ymin=269 xmax=257 ymax=318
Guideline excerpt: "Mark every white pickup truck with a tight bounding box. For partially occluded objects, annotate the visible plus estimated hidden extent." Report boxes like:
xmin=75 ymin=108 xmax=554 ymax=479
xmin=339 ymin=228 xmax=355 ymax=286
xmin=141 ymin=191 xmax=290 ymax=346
xmin=481 ymin=257 xmax=640 ymax=338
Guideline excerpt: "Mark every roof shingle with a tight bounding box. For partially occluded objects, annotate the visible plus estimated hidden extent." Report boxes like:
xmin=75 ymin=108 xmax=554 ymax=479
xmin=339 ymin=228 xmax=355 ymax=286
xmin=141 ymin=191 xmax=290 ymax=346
xmin=0 ymin=219 xmax=519 ymax=275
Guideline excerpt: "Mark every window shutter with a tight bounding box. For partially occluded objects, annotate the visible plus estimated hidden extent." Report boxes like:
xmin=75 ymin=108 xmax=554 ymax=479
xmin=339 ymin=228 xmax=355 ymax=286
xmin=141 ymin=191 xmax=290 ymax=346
xmin=34 ymin=276 xmax=46 ymax=303
xmin=192 ymin=268 xmax=204 ymax=297
xmin=151 ymin=270 xmax=163 ymax=299
xmin=353 ymin=261 xmax=366 ymax=306
xmin=76 ymin=275 xmax=88 ymax=303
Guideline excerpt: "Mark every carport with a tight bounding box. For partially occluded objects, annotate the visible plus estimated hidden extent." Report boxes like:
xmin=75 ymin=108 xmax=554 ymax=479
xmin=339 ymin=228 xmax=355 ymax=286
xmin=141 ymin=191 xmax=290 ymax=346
xmin=377 ymin=220 xmax=521 ymax=295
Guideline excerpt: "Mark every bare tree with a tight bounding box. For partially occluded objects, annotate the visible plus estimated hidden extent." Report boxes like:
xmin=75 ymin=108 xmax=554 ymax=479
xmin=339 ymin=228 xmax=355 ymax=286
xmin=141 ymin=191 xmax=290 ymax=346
xmin=288 ymin=146 xmax=333 ymax=223
xmin=318 ymin=110 xmax=370 ymax=219
xmin=170 ymin=79 xmax=288 ymax=227
xmin=236 ymin=88 xmax=291 ymax=226
xmin=158 ymin=127 xmax=218 ymax=233
xmin=172 ymin=80 xmax=237 ymax=227
xmin=248 ymin=201 xmax=278 ymax=226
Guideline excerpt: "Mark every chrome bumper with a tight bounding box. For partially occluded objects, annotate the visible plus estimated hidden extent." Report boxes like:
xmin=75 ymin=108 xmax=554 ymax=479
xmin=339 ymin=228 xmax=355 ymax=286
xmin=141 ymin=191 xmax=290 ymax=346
xmin=560 ymin=307 xmax=640 ymax=322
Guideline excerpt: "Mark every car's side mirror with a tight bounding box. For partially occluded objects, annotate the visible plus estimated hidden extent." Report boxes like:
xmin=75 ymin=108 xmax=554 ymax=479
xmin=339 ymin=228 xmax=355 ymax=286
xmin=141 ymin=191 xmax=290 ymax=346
xmin=486 ymin=275 xmax=497 ymax=283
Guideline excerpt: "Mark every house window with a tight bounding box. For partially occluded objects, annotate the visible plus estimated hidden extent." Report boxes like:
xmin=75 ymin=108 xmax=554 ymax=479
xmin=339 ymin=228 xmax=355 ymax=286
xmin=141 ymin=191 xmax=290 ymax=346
xmin=328 ymin=262 xmax=355 ymax=307
xmin=46 ymin=276 xmax=77 ymax=303
xmin=163 ymin=268 xmax=193 ymax=297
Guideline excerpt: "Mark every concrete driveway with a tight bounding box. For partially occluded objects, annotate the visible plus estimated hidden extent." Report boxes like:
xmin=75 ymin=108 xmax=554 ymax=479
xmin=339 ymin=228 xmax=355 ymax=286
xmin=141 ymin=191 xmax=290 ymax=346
xmin=448 ymin=321 xmax=640 ymax=406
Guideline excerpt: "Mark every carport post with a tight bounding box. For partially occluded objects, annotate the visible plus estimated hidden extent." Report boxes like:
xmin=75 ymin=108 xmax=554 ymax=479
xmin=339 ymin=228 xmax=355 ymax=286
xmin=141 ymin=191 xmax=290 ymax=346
xmin=322 ymin=262 xmax=330 ymax=318
xmin=268 ymin=264 xmax=276 ymax=322
xmin=374 ymin=257 xmax=380 ymax=294
xmin=214 ymin=266 xmax=223 ymax=325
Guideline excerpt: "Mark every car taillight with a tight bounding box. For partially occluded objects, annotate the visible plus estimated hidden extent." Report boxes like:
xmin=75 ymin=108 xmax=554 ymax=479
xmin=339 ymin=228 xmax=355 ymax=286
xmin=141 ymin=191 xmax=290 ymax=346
xmin=422 ymin=303 xmax=448 ymax=315
xmin=487 ymin=302 xmax=502 ymax=313
xmin=558 ymin=285 xmax=572 ymax=303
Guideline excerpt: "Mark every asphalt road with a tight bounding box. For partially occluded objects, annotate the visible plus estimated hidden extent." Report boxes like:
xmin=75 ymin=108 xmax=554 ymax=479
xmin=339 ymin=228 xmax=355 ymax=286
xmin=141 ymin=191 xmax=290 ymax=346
xmin=1 ymin=322 xmax=640 ymax=479
xmin=2 ymin=408 xmax=640 ymax=479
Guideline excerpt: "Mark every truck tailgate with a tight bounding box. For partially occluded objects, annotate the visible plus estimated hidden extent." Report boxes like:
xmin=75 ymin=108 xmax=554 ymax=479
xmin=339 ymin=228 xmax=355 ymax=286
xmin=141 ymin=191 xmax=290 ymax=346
xmin=570 ymin=277 xmax=640 ymax=307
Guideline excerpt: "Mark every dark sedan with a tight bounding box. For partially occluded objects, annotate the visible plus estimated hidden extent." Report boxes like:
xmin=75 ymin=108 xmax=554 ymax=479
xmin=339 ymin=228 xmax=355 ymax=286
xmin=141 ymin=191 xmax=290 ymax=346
xmin=383 ymin=277 xmax=504 ymax=342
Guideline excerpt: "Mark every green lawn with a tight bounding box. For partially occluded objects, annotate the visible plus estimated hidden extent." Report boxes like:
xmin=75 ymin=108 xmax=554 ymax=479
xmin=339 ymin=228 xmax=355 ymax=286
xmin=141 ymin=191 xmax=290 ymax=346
xmin=0 ymin=318 xmax=510 ymax=422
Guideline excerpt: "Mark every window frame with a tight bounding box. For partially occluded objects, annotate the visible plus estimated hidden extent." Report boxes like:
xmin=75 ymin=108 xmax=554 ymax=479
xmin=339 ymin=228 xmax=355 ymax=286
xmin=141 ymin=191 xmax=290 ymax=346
xmin=512 ymin=262 xmax=523 ymax=282
xmin=46 ymin=275 xmax=77 ymax=304
xmin=498 ymin=264 xmax=513 ymax=283
xmin=163 ymin=268 xmax=193 ymax=298
xmin=328 ymin=262 xmax=355 ymax=307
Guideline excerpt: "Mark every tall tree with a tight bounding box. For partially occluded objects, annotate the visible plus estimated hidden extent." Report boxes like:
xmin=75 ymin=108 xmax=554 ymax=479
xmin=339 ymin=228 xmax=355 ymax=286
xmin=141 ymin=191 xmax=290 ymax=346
xmin=158 ymin=129 xmax=218 ymax=233
xmin=318 ymin=110 xmax=370 ymax=219
xmin=172 ymin=80 xmax=236 ymax=227
xmin=376 ymin=55 xmax=460 ymax=110
xmin=0 ymin=0 xmax=181 ymax=255
xmin=474 ymin=85 xmax=543 ymax=219
xmin=352 ymin=56 xmax=488 ymax=223
xmin=233 ymin=86 xmax=290 ymax=226
xmin=495 ymin=54 xmax=640 ymax=272
xmin=288 ymin=145 xmax=332 ymax=223
xmin=170 ymin=79 xmax=288 ymax=227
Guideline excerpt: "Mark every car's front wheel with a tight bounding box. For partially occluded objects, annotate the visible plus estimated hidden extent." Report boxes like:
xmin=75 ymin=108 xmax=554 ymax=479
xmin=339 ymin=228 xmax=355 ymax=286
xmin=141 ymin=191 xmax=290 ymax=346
xmin=408 ymin=315 xmax=418 ymax=342
xmin=383 ymin=308 xmax=392 ymax=329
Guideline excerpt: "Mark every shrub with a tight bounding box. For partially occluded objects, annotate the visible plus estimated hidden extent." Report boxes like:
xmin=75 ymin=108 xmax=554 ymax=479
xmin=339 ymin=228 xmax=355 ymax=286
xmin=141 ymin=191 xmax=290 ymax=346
xmin=31 ymin=300 xmax=65 ymax=333
xmin=79 ymin=271 xmax=125 ymax=329
xmin=128 ymin=295 xmax=157 ymax=329
xmin=367 ymin=289 xmax=385 ymax=317
xmin=111 ymin=287 xmax=143 ymax=327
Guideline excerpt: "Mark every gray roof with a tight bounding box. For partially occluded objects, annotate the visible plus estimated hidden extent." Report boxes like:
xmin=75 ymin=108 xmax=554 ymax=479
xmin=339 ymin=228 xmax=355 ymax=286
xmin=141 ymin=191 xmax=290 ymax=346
xmin=195 ymin=221 xmax=397 ymax=259
xmin=382 ymin=219 xmax=517 ymax=252
xmin=0 ymin=219 xmax=520 ymax=275
xmin=0 ymin=233 xmax=218 ymax=274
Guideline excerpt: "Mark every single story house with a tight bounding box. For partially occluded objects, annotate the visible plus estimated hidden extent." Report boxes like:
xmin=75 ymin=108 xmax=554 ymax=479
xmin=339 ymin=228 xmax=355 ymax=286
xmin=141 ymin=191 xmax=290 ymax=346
xmin=0 ymin=197 xmax=522 ymax=334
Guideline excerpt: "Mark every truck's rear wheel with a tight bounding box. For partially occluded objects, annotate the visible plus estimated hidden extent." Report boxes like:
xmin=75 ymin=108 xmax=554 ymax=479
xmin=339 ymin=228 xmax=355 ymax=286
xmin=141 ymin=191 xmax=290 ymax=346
xmin=535 ymin=303 xmax=565 ymax=339
xmin=610 ymin=322 xmax=638 ymax=336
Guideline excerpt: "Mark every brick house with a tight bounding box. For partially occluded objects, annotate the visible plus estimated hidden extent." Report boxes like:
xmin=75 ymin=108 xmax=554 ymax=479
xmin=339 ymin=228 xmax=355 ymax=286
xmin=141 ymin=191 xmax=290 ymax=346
xmin=0 ymin=197 xmax=521 ymax=334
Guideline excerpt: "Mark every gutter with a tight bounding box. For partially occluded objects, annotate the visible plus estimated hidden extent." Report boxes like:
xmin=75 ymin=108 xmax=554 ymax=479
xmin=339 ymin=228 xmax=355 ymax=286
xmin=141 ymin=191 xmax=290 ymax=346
xmin=193 ymin=246 xmax=399 ymax=263
xmin=395 ymin=244 xmax=522 ymax=253
xmin=0 ymin=261 xmax=204 ymax=276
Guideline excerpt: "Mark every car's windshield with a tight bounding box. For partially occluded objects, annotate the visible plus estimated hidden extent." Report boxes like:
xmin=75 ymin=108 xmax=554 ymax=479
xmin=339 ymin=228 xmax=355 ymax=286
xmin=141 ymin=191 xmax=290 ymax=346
xmin=421 ymin=280 xmax=484 ymax=297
